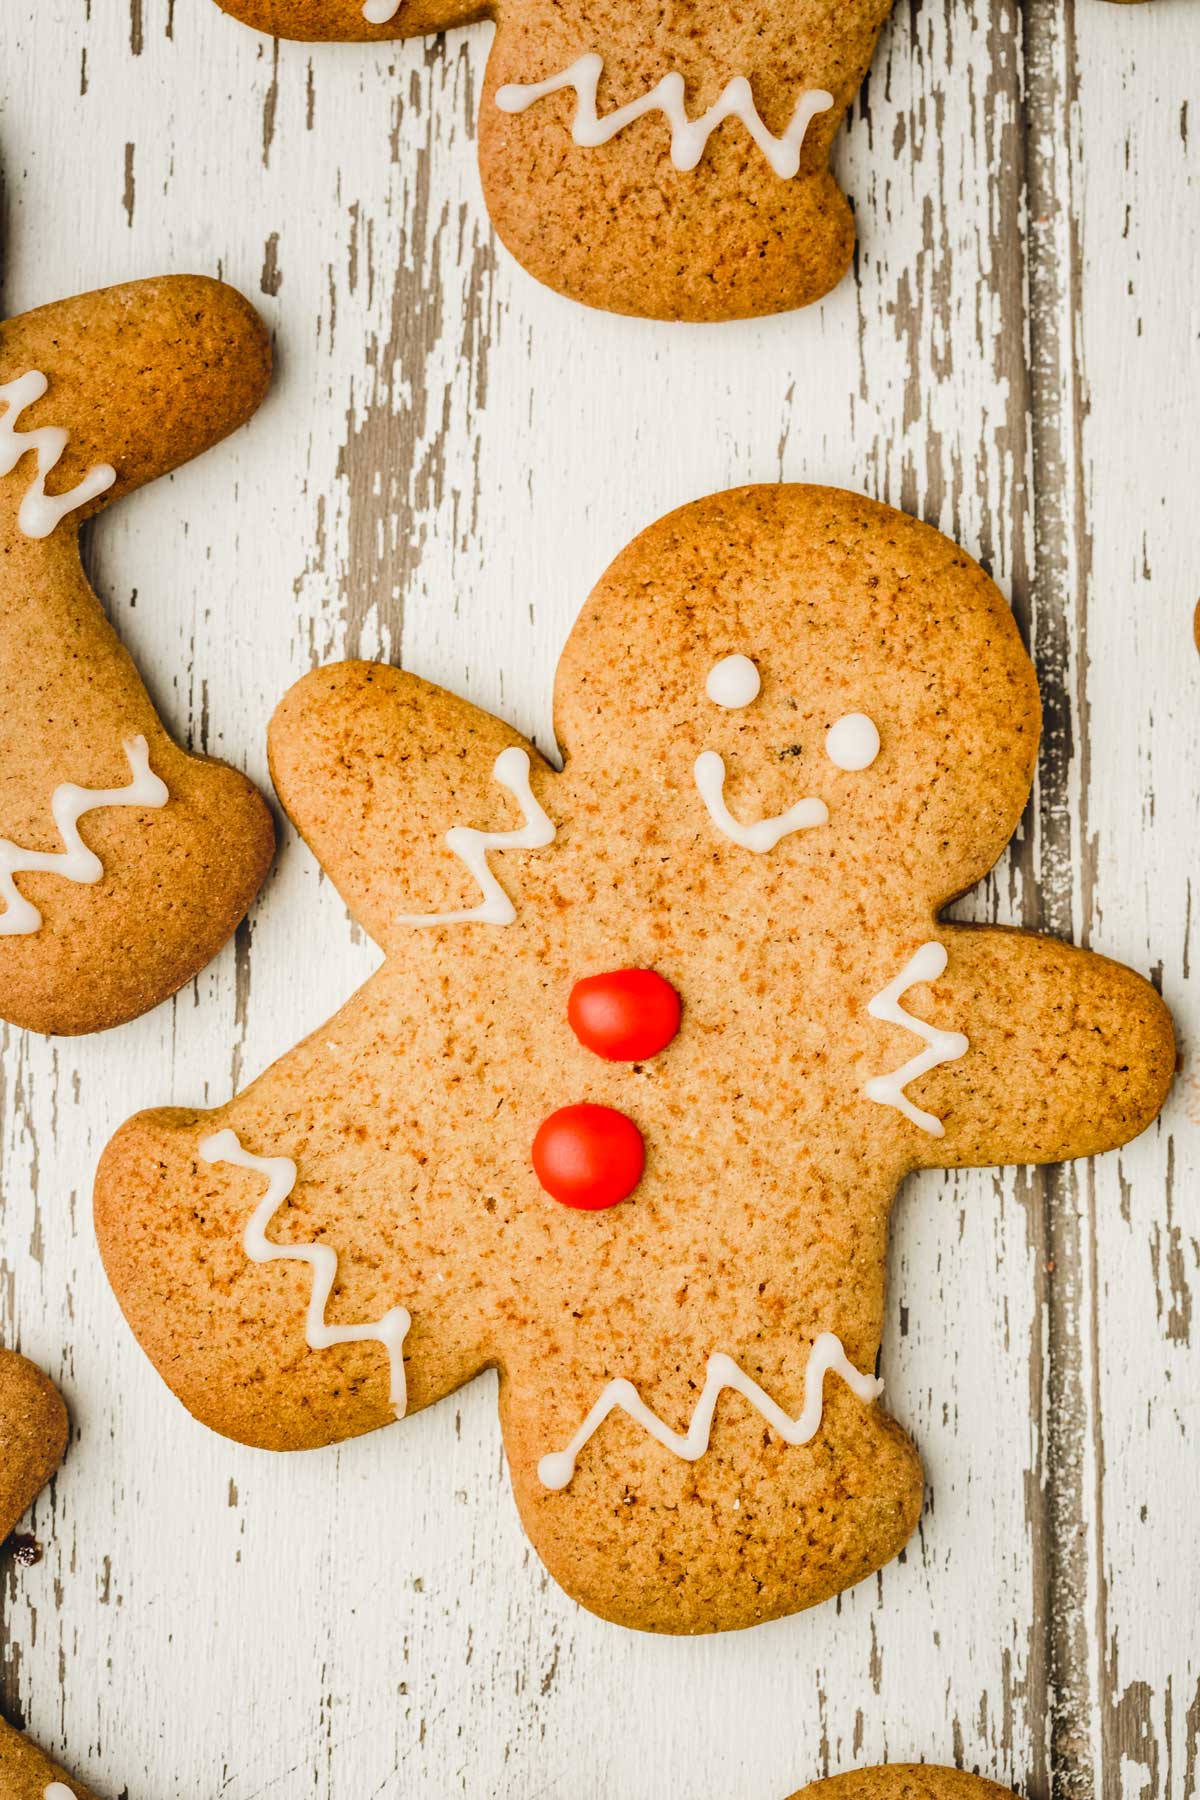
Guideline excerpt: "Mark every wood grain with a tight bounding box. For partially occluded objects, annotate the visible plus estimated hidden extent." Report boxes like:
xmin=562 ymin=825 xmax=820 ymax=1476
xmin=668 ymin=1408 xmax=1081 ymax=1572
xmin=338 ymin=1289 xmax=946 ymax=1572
xmin=0 ymin=0 xmax=1196 ymax=1795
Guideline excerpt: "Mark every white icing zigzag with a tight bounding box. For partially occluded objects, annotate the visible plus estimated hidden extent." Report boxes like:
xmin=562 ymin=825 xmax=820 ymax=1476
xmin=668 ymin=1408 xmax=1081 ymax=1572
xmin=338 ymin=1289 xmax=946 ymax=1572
xmin=0 ymin=737 xmax=168 ymax=937
xmin=538 ymin=1332 xmax=882 ymax=1490
xmin=200 ymin=1129 xmax=411 ymax=1416
xmin=495 ymin=53 xmax=834 ymax=181
xmin=863 ymin=940 xmax=969 ymax=1136
xmin=0 ymin=370 xmax=116 ymax=539
xmin=396 ymin=745 xmax=555 ymax=927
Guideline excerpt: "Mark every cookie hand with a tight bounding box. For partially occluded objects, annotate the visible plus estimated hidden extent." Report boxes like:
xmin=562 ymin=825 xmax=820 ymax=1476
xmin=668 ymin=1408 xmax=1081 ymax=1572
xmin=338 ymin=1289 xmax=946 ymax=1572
xmin=269 ymin=660 xmax=557 ymax=956
xmin=882 ymin=928 xmax=1176 ymax=1170
xmin=1 ymin=276 xmax=269 ymax=539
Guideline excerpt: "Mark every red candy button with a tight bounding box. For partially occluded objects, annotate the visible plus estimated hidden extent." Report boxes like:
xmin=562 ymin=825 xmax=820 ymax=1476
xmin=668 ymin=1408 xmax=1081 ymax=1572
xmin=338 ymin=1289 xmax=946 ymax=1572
xmin=532 ymin=1103 xmax=645 ymax=1210
xmin=567 ymin=968 xmax=681 ymax=1062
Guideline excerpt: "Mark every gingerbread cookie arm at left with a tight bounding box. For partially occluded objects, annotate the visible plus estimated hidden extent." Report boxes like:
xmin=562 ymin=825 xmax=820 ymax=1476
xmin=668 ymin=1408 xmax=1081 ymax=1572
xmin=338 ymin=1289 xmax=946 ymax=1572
xmin=0 ymin=278 xmax=276 ymax=1035
xmin=268 ymin=659 xmax=557 ymax=956
xmin=868 ymin=928 xmax=1176 ymax=1171
xmin=0 ymin=1355 xmax=102 ymax=1800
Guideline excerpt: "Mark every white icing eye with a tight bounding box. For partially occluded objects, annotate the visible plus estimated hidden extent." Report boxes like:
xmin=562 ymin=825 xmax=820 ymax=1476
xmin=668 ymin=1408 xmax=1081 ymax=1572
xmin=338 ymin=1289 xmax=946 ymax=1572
xmin=706 ymin=655 xmax=761 ymax=709
xmin=825 ymin=713 xmax=880 ymax=771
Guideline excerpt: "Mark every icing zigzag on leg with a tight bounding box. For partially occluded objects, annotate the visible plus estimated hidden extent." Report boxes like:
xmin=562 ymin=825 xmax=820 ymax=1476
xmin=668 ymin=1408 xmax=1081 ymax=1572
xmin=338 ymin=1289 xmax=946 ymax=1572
xmin=538 ymin=1333 xmax=882 ymax=1489
xmin=200 ymin=1130 xmax=411 ymax=1414
xmin=0 ymin=738 xmax=168 ymax=936
xmin=495 ymin=54 xmax=833 ymax=180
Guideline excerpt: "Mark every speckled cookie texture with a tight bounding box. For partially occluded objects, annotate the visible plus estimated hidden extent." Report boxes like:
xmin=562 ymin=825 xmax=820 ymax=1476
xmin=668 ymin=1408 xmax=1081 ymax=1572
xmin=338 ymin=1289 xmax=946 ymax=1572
xmin=0 ymin=276 xmax=276 ymax=1035
xmin=0 ymin=1352 xmax=99 ymax=1800
xmin=95 ymin=485 xmax=1175 ymax=1636
xmin=791 ymin=1770 xmax=1019 ymax=1800
xmin=209 ymin=0 xmax=894 ymax=322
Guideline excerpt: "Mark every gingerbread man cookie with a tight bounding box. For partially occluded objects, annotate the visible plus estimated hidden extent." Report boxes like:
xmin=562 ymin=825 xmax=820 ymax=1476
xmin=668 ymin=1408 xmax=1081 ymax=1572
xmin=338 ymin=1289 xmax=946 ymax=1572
xmin=790 ymin=1771 xmax=1019 ymax=1800
xmin=207 ymin=0 xmax=894 ymax=322
xmin=96 ymin=485 xmax=1174 ymax=1635
xmin=0 ymin=1352 xmax=100 ymax=1800
xmin=0 ymin=276 xmax=276 ymax=1035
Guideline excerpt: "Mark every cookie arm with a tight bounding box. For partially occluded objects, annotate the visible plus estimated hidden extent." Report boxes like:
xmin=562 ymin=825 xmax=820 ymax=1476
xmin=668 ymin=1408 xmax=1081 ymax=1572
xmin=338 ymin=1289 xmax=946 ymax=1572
xmin=0 ymin=275 xmax=270 ymax=540
xmin=892 ymin=928 xmax=1175 ymax=1170
xmin=0 ymin=1351 xmax=68 ymax=1540
xmin=269 ymin=659 xmax=557 ymax=954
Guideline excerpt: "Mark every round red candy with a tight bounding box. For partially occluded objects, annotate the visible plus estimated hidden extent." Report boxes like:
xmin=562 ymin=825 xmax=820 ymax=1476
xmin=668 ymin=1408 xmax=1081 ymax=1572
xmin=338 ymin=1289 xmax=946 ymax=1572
xmin=567 ymin=968 xmax=681 ymax=1062
xmin=532 ymin=1103 xmax=645 ymax=1210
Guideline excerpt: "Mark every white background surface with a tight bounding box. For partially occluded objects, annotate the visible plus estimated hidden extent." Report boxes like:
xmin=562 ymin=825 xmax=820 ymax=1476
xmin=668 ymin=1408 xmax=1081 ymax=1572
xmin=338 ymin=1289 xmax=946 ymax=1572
xmin=1 ymin=1 xmax=1198 ymax=1796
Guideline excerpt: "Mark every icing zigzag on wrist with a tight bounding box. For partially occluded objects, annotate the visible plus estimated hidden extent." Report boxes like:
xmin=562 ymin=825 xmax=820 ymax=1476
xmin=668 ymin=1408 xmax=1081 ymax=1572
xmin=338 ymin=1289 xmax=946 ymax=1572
xmin=395 ymin=745 xmax=555 ymax=927
xmin=863 ymin=942 xmax=969 ymax=1137
xmin=538 ymin=1333 xmax=882 ymax=1490
xmin=0 ymin=370 xmax=115 ymax=539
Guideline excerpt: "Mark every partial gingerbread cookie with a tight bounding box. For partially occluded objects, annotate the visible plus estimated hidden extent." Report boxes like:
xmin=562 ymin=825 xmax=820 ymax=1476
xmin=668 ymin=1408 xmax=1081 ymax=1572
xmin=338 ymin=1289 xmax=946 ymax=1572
xmin=791 ymin=1771 xmax=1019 ymax=1800
xmin=96 ymin=485 xmax=1175 ymax=1635
xmin=0 ymin=1353 xmax=100 ymax=1800
xmin=208 ymin=0 xmax=894 ymax=323
xmin=0 ymin=277 xmax=276 ymax=1035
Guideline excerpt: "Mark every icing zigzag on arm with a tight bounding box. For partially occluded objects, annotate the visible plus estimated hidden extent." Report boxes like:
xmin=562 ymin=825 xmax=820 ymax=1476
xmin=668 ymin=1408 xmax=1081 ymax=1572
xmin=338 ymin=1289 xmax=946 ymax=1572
xmin=538 ymin=1333 xmax=882 ymax=1490
xmin=495 ymin=54 xmax=834 ymax=181
xmin=0 ymin=371 xmax=116 ymax=539
xmin=863 ymin=941 xmax=969 ymax=1136
xmin=200 ymin=1130 xmax=411 ymax=1416
xmin=0 ymin=737 xmax=168 ymax=937
xmin=396 ymin=745 xmax=555 ymax=927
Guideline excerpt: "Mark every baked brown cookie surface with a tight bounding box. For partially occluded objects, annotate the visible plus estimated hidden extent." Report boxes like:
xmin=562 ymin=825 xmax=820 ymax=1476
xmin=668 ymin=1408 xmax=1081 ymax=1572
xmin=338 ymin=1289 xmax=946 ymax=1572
xmin=0 ymin=1354 xmax=100 ymax=1800
xmin=0 ymin=1351 xmax=67 ymax=1541
xmin=791 ymin=1770 xmax=1019 ymax=1799
xmin=0 ymin=277 xmax=276 ymax=1035
xmin=96 ymin=485 xmax=1175 ymax=1635
xmin=208 ymin=0 xmax=894 ymax=322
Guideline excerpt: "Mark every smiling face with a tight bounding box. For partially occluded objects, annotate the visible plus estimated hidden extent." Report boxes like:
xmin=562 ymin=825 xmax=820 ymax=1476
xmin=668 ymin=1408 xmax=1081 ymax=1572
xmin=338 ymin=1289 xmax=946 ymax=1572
xmin=555 ymin=484 xmax=1041 ymax=907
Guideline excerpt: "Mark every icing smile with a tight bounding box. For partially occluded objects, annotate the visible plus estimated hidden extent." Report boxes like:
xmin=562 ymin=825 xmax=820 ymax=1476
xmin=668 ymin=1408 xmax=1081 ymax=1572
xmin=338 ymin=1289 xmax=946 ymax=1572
xmin=694 ymin=749 xmax=827 ymax=851
xmin=695 ymin=655 xmax=881 ymax=852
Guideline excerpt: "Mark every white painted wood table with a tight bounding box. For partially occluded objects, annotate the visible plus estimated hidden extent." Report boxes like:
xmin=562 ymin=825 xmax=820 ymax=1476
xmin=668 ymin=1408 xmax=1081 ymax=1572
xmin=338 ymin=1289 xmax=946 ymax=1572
xmin=1 ymin=2 xmax=1198 ymax=1796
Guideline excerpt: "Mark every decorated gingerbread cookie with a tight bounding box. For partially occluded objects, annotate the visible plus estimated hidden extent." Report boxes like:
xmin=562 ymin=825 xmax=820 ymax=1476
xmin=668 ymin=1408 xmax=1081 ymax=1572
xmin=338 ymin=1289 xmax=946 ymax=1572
xmin=207 ymin=0 xmax=894 ymax=322
xmin=0 ymin=276 xmax=276 ymax=1035
xmin=791 ymin=1771 xmax=1019 ymax=1800
xmin=96 ymin=485 xmax=1174 ymax=1635
xmin=0 ymin=1352 xmax=99 ymax=1800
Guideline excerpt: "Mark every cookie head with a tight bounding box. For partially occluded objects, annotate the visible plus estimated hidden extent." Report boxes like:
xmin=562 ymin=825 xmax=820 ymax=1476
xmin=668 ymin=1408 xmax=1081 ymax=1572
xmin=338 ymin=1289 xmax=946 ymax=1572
xmin=556 ymin=485 xmax=1042 ymax=906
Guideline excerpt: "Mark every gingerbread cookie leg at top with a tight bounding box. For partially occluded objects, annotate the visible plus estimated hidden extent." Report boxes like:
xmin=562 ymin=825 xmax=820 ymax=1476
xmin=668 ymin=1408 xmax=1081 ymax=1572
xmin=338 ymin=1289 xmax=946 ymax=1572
xmin=0 ymin=277 xmax=276 ymax=1035
xmin=96 ymin=486 xmax=1173 ymax=1635
xmin=207 ymin=0 xmax=897 ymax=322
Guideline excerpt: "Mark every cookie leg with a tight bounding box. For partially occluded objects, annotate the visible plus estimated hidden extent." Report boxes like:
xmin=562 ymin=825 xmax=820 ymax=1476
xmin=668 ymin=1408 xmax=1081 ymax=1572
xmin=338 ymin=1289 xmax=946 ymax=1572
xmin=893 ymin=929 xmax=1176 ymax=1172
xmin=500 ymin=1357 xmax=924 ymax=1634
xmin=0 ymin=277 xmax=276 ymax=1033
